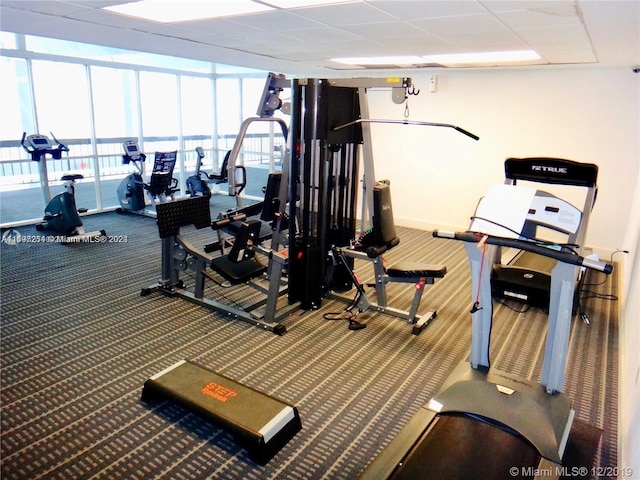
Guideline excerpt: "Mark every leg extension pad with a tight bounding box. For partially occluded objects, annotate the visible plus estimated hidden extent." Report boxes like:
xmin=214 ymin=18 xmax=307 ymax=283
xmin=141 ymin=360 xmax=302 ymax=464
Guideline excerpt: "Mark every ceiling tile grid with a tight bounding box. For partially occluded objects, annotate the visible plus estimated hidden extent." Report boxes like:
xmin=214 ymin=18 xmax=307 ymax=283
xmin=0 ymin=0 xmax=637 ymax=74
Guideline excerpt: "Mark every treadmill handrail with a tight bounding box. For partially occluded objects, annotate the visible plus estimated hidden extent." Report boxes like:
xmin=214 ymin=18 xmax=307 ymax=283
xmin=432 ymin=230 xmax=612 ymax=274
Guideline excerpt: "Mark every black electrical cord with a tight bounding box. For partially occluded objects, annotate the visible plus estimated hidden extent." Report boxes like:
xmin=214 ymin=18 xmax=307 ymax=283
xmin=323 ymin=289 xmax=366 ymax=330
xmin=576 ymin=249 xmax=626 ymax=323
xmin=495 ymin=298 xmax=531 ymax=313
xmin=323 ymin=310 xmax=366 ymax=330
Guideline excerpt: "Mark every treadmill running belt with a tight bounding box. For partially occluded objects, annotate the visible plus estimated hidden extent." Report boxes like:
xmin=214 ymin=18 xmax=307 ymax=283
xmin=390 ymin=413 xmax=540 ymax=480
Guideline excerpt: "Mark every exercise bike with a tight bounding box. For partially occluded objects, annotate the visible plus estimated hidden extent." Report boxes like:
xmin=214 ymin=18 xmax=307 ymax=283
xmin=116 ymin=140 xmax=179 ymax=218
xmin=185 ymin=147 xmax=246 ymax=198
xmin=21 ymin=132 xmax=105 ymax=241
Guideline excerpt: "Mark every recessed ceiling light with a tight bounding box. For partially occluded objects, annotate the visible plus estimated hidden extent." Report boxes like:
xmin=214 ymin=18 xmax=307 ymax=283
xmin=104 ymin=0 xmax=274 ymax=23
xmin=260 ymin=0 xmax=356 ymax=7
xmin=330 ymin=56 xmax=426 ymax=66
xmin=422 ymin=50 xmax=541 ymax=66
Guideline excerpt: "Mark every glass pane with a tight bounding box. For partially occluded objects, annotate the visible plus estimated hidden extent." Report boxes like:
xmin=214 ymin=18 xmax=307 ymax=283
xmin=0 ymin=56 xmax=39 ymax=224
xmin=30 ymin=60 xmax=97 ymax=211
xmin=31 ymin=61 xmax=92 ymax=139
xmin=0 ymin=31 xmax=17 ymax=49
xmin=138 ymin=72 xmax=179 ymax=196
xmin=216 ymin=78 xmax=241 ymax=140
xmin=91 ymin=66 xmax=140 ymax=209
xmin=139 ymin=71 xmax=179 ymax=144
xmin=0 ymin=57 xmax=34 ymax=141
xmin=92 ymin=66 xmax=139 ymax=144
xmin=214 ymin=64 xmax=265 ymax=74
xmin=181 ymin=75 xmax=215 ymax=183
xmin=25 ymin=34 xmax=212 ymax=73
xmin=242 ymin=78 xmax=265 ymax=120
xmin=215 ymin=78 xmax=241 ymax=199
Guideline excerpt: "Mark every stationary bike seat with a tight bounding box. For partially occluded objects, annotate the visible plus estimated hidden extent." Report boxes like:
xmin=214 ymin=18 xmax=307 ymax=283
xmin=61 ymin=174 xmax=83 ymax=181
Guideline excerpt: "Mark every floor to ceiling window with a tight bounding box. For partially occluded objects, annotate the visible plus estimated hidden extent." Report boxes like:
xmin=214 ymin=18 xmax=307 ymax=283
xmin=30 ymin=59 xmax=97 ymax=214
xmin=91 ymin=66 xmax=141 ymax=210
xmin=0 ymin=31 xmax=277 ymax=226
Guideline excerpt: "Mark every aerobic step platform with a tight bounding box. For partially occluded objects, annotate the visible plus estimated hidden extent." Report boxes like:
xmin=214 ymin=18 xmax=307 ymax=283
xmin=141 ymin=360 xmax=302 ymax=464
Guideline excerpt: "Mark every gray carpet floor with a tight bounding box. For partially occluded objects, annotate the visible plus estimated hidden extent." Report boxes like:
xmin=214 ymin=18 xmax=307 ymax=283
xmin=0 ymin=209 xmax=619 ymax=479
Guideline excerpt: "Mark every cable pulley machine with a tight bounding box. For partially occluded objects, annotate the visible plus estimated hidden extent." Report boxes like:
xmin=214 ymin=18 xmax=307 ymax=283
xmin=287 ymin=76 xmax=478 ymax=333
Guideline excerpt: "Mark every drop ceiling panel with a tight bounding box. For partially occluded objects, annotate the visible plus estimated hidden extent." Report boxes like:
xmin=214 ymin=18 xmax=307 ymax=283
xmin=414 ymin=13 xmax=513 ymax=36
xmin=493 ymin=7 xmax=583 ymax=29
xmin=542 ymin=47 xmax=596 ymax=64
xmin=369 ymin=0 xmax=487 ymax=20
xmin=519 ymin=24 xmax=592 ymax=48
xmin=0 ymin=0 xmax=636 ymax=75
xmin=226 ymin=10 xmax=323 ymax=31
xmin=282 ymin=26 xmax=361 ymax=43
xmin=292 ymin=2 xmax=396 ymax=26
xmin=479 ymin=0 xmax=576 ymax=13
xmin=1 ymin=0 xmax=87 ymax=16
xmin=187 ymin=19 xmax=265 ymax=37
xmin=379 ymin=34 xmax=454 ymax=55
xmin=316 ymin=37 xmax=387 ymax=55
xmin=276 ymin=45 xmax=348 ymax=62
xmin=439 ymin=31 xmax=531 ymax=53
xmin=342 ymin=21 xmax=426 ymax=40
xmin=66 ymin=1 xmax=130 ymax=8
xmin=66 ymin=6 xmax=168 ymax=29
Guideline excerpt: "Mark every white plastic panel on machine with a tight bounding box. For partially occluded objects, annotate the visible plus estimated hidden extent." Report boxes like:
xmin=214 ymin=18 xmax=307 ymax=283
xmin=528 ymin=192 xmax=581 ymax=235
xmin=470 ymin=184 xmax=536 ymax=238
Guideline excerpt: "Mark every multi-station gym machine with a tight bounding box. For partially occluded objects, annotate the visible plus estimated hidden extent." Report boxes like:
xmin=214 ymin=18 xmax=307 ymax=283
xmin=140 ymin=73 xmax=480 ymax=467
xmin=286 ymin=77 xmax=478 ymax=332
xmin=142 ymin=74 xmax=478 ymax=336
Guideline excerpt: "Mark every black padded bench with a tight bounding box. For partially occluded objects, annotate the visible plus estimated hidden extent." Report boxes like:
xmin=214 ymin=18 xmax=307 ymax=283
xmin=383 ymin=260 xmax=447 ymax=334
xmin=386 ymin=261 xmax=447 ymax=280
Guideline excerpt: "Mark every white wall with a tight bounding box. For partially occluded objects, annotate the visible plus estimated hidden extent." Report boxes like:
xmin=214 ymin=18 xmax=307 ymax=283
xmin=366 ymin=66 xmax=640 ymax=473
xmin=620 ymin=171 xmax=640 ymax=477
xmin=366 ymin=67 xmax=639 ymax=258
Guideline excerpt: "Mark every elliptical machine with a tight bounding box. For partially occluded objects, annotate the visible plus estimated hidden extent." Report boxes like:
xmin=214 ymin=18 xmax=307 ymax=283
xmin=21 ymin=132 xmax=105 ymax=241
xmin=185 ymin=147 xmax=245 ymax=198
xmin=116 ymin=140 xmax=178 ymax=217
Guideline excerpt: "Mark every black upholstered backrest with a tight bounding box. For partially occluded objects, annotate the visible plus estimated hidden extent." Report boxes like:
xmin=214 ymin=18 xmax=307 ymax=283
xmin=155 ymin=196 xmax=211 ymax=238
xmin=148 ymin=151 xmax=177 ymax=195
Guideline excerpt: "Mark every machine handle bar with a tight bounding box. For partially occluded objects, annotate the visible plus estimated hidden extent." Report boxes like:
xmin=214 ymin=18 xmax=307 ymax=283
xmin=332 ymin=118 xmax=479 ymax=141
xmin=211 ymin=214 xmax=247 ymax=230
xmin=49 ymin=132 xmax=69 ymax=152
xmin=453 ymin=126 xmax=480 ymax=141
xmin=432 ymin=230 xmax=613 ymax=274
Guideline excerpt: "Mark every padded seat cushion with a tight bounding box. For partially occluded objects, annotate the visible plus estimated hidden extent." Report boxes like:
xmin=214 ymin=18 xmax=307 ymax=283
xmin=61 ymin=174 xmax=83 ymax=181
xmin=385 ymin=261 xmax=447 ymax=279
xmin=210 ymin=255 xmax=267 ymax=284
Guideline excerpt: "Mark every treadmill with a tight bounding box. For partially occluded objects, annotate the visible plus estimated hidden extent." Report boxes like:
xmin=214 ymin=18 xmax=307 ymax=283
xmin=359 ymin=185 xmax=612 ymax=480
xmin=491 ymin=158 xmax=598 ymax=309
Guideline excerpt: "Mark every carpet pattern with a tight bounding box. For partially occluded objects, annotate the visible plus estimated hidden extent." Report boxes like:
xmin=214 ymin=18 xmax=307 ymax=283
xmin=1 ymin=210 xmax=618 ymax=479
